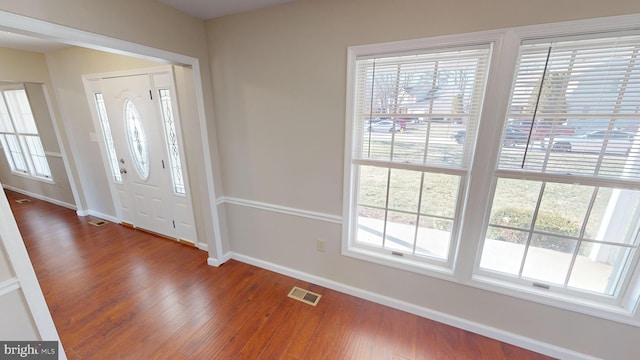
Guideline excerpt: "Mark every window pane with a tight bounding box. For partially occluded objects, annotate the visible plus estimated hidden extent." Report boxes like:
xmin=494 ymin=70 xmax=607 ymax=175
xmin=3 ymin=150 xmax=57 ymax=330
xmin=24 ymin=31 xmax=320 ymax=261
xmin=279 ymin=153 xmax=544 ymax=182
xmin=358 ymin=165 xmax=388 ymax=208
xmin=568 ymin=242 xmax=631 ymax=295
xmin=0 ymin=94 xmax=14 ymax=132
xmin=384 ymin=211 xmax=417 ymax=252
xmin=4 ymin=134 xmax=27 ymax=172
xmin=4 ymin=90 xmax=37 ymax=134
xmin=489 ymin=178 xmax=541 ymax=230
xmin=521 ymin=234 xmax=578 ymax=285
xmin=535 ymin=183 xmax=592 ymax=237
xmin=481 ymin=227 xmax=529 ymax=275
xmin=356 ymin=206 xmax=385 ymax=247
xmin=387 ymin=169 xmax=421 ymax=212
xmin=584 ymin=188 xmax=640 ymax=244
xmin=23 ymin=135 xmax=51 ymax=178
xmin=415 ymin=216 xmax=451 ymax=260
xmin=420 ymin=173 xmax=460 ymax=218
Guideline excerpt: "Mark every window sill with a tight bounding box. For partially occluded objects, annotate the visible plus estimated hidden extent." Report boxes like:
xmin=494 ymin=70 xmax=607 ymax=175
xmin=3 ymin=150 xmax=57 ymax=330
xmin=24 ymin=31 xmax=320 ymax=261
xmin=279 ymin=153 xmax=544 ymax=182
xmin=342 ymin=244 xmax=456 ymax=281
xmin=468 ymin=274 xmax=640 ymax=327
xmin=9 ymin=171 xmax=55 ymax=184
xmin=343 ymin=245 xmax=639 ymax=326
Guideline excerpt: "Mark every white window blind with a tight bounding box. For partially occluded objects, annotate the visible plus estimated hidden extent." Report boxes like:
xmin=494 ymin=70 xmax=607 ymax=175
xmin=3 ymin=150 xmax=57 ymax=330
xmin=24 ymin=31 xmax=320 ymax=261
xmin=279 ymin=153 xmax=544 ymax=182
xmin=355 ymin=46 xmax=491 ymax=168
xmin=349 ymin=44 xmax=492 ymax=266
xmin=498 ymin=35 xmax=640 ymax=180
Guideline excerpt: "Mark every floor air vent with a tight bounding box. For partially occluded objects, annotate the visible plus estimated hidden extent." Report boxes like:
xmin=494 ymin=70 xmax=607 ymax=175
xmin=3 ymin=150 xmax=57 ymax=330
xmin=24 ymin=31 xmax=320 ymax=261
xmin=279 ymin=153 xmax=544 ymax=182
xmin=287 ymin=286 xmax=321 ymax=306
xmin=15 ymin=199 xmax=31 ymax=204
xmin=89 ymin=219 xmax=108 ymax=227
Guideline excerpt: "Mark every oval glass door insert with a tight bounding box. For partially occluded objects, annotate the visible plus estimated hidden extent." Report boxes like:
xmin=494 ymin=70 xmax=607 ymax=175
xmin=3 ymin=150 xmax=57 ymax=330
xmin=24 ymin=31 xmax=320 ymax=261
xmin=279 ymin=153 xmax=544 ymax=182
xmin=124 ymin=99 xmax=149 ymax=179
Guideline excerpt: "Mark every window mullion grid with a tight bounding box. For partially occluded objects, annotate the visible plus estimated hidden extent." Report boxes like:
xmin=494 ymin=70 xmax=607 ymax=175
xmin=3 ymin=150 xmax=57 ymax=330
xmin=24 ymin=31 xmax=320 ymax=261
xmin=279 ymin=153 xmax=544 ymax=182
xmin=412 ymin=173 xmax=426 ymax=254
xmin=380 ymin=168 xmax=392 ymax=249
xmin=17 ymin=135 xmax=36 ymax=176
xmin=517 ymin=181 xmax=546 ymax=278
xmin=562 ymin=186 xmax=599 ymax=287
xmin=421 ymin=60 xmax=439 ymax=163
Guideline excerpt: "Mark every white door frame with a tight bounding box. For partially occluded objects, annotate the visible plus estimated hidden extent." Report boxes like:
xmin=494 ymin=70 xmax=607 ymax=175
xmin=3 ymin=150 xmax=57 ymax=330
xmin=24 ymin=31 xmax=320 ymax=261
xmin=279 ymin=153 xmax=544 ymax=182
xmin=0 ymin=10 xmax=225 ymax=263
xmin=83 ymin=66 xmax=199 ymax=244
xmin=0 ymin=187 xmax=66 ymax=358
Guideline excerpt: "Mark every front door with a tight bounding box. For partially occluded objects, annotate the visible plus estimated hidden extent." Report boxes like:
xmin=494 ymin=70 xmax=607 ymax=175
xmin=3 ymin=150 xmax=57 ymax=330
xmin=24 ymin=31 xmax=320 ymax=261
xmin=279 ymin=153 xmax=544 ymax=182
xmin=101 ymin=74 xmax=174 ymax=236
xmin=84 ymin=67 xmax=199 ymax=245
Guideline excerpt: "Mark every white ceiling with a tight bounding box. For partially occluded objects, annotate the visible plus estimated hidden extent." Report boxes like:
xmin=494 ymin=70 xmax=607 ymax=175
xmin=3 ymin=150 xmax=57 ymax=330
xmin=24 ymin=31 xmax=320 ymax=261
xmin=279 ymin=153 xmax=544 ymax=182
xmin=156 ymin=0 xmax=296 ymax=20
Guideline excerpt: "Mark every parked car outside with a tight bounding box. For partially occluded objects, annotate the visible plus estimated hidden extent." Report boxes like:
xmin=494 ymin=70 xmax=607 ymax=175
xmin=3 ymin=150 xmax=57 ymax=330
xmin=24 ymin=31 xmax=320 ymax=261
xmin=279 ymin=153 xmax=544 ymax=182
xmin=540 ymin=130 xmax=634 ymax=155
xmin=506 ymin=120 xmax=575 ymax=140
xmin=368 ymin=120 xmax=400 ymax=132
xmin=502 ymin=128 xmax=529 ymax=146
xmin=451 ymin=128 xmax=529 ymax=146
xmin=451 ymin=129 xmax=466 ymax=144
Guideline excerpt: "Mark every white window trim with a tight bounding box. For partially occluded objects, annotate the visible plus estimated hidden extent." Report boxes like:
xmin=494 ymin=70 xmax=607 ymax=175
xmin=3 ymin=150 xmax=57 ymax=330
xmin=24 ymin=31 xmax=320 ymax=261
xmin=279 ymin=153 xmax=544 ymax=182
xmin=342 ymin=13 xmax=640 ymax=326
xmin=0 ymin=87 xmax=54 ymax=184
xmin=342 ymin=29 xmax=505 ymax=280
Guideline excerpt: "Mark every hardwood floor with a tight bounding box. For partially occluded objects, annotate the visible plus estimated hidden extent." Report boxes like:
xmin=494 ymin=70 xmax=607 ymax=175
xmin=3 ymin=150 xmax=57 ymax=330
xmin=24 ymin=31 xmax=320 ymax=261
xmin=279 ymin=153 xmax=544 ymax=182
xmin=7 ymin=190 xmax=555 ymax=359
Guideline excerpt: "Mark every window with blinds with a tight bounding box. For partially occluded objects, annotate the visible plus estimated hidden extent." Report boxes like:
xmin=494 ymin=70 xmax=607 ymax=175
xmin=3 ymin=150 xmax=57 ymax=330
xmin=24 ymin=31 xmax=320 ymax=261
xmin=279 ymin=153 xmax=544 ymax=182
xmin=480 ymin=34 xmax=640 ymax=300
xmin=349 ymin=44 xmax=492 ymax=266
xmin=0 ymin=88 xmax=52 ymax=180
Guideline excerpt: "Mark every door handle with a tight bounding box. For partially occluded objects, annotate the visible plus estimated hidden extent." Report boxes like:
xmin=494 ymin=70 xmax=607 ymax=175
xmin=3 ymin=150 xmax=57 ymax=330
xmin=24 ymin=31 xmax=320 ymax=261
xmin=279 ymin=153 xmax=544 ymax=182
xmin=120 ymin=168 xmax=127 ymax=174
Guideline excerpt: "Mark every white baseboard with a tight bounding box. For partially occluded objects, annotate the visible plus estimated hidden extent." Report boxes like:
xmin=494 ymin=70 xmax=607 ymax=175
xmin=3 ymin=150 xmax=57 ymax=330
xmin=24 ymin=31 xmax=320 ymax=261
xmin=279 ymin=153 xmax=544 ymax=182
xmin=84 ymin=210 xmax=118 ymax=223
xmin=197 ymin=242 xmax=209 ymax=251
xmin=2 ymin=185 xmax=76 ymax=210
xmin=229 ymin=252 xmax=596 ymax=360
xmin=207 ymin=252 xmax=232 ymax=267
xmin=76 ymin=209 xmax=89 ymax=216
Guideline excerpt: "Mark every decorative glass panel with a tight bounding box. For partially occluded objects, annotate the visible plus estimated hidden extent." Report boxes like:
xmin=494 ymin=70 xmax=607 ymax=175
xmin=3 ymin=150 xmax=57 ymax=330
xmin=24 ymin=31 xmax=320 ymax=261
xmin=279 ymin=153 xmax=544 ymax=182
xmin=158 ymin=89 xmax=185 ymax=194
xmin=124 ymin=99 xmax=149 ymax=179
xmin=94 ymin=94 xmax=122 ymax=182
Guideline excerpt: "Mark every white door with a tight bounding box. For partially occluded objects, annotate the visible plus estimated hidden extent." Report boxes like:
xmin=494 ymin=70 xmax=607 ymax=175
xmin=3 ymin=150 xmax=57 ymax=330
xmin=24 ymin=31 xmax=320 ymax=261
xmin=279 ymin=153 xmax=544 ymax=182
xmin=84 ymin=68 xmax=199 ymax=245
xmin=101 ymin=74 xmax=173 ymax=236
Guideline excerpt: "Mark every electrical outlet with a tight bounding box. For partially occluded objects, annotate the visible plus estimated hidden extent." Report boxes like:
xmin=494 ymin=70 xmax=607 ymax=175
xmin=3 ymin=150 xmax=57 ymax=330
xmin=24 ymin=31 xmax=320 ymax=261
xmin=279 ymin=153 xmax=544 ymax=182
xmin=316 ymin=238 xmax=326 ymax=252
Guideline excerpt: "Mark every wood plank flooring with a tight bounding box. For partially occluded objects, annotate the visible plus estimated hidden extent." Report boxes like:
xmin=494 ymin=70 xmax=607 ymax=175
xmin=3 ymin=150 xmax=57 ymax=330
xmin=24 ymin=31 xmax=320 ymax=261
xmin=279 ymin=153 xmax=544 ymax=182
xmin=7 ymin=190 xmax=555 ymax=359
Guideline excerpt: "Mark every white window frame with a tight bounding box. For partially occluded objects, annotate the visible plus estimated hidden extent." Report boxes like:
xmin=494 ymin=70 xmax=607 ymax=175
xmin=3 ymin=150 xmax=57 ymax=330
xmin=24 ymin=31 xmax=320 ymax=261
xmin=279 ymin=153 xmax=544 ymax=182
xmin=343 ymin=29 xmax=505 ymax=278
xmin=0 ymin=87 xmax=53 ymax=183
xmin=342 ymin=14 xmax=640 ymax=326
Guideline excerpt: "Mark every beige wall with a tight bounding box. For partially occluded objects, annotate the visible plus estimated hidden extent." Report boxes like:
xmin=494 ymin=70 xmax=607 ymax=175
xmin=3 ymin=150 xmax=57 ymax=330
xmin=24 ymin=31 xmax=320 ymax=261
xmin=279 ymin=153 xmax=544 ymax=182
xmin=0 ymin=48 xmax=74 ymax=206
xmin=206 ymin=0 xmax=640 ymax=358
